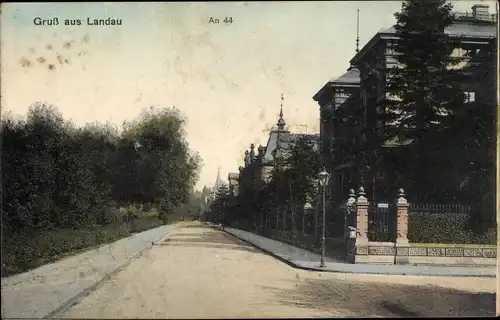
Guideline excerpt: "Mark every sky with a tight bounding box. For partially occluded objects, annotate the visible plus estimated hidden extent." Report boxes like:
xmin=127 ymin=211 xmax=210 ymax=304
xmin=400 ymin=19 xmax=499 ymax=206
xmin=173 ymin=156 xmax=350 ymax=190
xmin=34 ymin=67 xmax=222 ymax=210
xmin=1 ymin=1 xmax=495 ymax=190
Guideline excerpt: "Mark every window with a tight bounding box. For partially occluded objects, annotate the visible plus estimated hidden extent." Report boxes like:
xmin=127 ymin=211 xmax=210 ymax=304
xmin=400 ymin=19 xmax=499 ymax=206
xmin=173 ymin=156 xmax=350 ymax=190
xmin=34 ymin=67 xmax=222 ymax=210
xmin=451 ymin=48 xmax=468 ymax=58
xmin=335 ymin=89 xmax=349 ymax=98
xmin=385 ymin=42 xmax=396 ymax=55
xmin=465 ymin=91 xmax=476 ymax=103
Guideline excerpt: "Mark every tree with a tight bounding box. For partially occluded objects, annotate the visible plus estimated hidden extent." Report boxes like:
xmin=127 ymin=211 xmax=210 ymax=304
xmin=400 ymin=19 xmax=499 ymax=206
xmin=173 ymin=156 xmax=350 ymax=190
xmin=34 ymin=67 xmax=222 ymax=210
xmin=110 ymin=106 xmax=202 ymax=223
xmin=208 ymin=183 xmax=230 ymax=224
xmin=384 ymin=0 xmax=466 ymax=200
xmin=282 ymin=136 xmax=322 ymax=205
xmin=243 ymin=136 xmax=321 ymax=232
xmin=1 ymin=104 xmax=202 ymax=232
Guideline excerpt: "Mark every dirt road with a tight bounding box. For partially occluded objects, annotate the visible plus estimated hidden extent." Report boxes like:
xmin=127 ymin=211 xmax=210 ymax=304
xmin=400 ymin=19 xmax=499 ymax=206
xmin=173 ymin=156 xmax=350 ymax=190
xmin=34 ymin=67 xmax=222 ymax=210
xmin=57 ymin=222 xmax=495 ymax=318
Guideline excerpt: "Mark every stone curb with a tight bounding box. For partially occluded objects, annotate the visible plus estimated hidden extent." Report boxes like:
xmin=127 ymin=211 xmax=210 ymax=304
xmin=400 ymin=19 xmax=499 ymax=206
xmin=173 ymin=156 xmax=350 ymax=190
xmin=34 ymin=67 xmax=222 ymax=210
xmin=213 ymin=225 xmax=327 ymax=273
xmin=43 ymin=223 xmax=180 ymax=318
xmin=214 ymin=226 xmax=496 ymax=278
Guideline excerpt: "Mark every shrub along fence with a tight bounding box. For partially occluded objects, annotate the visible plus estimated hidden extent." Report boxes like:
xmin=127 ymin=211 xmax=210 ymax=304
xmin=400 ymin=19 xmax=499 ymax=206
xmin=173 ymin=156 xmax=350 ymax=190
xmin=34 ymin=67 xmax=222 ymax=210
xmin=228 ymin=188 xmax=496 ymax=264
xmin=408 ymin=203 xmax=496 ymax=245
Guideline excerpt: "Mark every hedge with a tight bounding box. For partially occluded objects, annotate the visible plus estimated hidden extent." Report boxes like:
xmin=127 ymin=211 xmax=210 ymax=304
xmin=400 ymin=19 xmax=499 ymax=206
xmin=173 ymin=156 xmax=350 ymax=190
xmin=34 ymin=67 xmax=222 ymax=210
xmin=1 ymin=216 xmax=163 ymax=277
xmin=408 ymin=213 xmax=496 ymax=245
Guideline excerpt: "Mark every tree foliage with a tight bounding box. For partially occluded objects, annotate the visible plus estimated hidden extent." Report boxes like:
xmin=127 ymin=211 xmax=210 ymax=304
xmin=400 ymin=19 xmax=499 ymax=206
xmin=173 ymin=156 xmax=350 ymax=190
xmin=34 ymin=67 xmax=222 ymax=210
xmin=385 ymin=0 xmax=464 ymax=137
xmin=1 ymin=103 xmax=202 ymax=232
xmin=383 ymin=0 xmax=496 ymax=230
xmin=207 ymin=183 xmax=231 ymax=224
xmin=383 ymin=0 xmax=466 ymax=200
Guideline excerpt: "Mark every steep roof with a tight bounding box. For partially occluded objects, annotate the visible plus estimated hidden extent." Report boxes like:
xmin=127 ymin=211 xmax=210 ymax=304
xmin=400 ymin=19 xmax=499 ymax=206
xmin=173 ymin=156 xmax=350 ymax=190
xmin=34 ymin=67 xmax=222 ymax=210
xmin=328 ymin=67 xmax=360 ymax=85
xmin=213 ymin=167 xmax=225 ymax=191
xmin=313 ymin=67 xmax=360 ymax=102
xmin=263 ymin=132 xmax=320 ymax=165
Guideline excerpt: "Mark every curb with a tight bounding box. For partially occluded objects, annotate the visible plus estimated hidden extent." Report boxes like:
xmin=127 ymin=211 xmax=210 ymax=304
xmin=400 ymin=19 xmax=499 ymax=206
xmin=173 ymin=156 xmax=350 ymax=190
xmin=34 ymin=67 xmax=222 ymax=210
xmin=213 ymin=226 xmax=336 ymax=273
xmin=43 ymin=223 xmax=179 ymax=319
xmin=214 ymin=226 xmax=496 ymax=278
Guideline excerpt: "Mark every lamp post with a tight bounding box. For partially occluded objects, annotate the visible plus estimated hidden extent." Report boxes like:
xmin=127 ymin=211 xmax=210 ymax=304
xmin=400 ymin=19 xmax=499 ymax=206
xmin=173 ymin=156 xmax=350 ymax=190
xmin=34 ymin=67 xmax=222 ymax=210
xmin=303 ymin=202 xmax=312 ymax=235
xmin=222 ymin=198 xmax=226 ymax=230
xmin=318 ymin=168 xmax=330 ymax=268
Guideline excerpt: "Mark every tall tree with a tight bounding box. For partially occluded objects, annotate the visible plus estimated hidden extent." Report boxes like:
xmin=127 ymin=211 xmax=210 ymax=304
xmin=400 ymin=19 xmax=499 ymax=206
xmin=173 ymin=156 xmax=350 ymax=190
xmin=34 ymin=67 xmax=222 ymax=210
xmin=384 ymin=0 xmax=466 ymax=200
xmin=281 ymin=136 xmax=321 ymax=205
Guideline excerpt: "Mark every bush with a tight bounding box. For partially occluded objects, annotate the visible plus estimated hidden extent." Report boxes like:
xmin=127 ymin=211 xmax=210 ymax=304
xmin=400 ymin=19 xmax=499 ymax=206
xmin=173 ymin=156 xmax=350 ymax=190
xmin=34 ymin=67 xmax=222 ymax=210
xmin=1 ymin=218 xmax=163 ymax=277
xmin=408 ymin=213 xmax=496 ymax=244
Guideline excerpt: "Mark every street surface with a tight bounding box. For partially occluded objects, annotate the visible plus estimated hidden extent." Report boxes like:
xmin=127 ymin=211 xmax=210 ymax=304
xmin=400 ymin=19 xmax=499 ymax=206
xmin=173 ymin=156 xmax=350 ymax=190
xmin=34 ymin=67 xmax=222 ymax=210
xmin=56 ymin=222 xmax=495 ymax=318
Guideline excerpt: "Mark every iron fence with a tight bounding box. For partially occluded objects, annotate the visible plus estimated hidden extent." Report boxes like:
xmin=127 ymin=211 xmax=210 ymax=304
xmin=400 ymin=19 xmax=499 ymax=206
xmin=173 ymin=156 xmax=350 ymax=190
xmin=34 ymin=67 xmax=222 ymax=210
xmin=409 ymin=203 xmax=472 ymax=215
xmin=368 ymin=201 xmax=397 ymax=242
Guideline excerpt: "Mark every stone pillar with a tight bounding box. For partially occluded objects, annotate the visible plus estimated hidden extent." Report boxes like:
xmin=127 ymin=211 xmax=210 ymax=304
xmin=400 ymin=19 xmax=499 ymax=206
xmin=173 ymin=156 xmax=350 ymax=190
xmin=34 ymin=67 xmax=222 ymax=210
xmin=344 ymin=189 xmax=357 ymax=261
xmin=344 ymin=189 xmax=356 ymax=240
xmin=346 ymin=187 xmax=369 ymax=263
xmin=355 ymin=187 xmax=370 ymax=245
xmin=395 ymin=188 xmax=410 ymax=264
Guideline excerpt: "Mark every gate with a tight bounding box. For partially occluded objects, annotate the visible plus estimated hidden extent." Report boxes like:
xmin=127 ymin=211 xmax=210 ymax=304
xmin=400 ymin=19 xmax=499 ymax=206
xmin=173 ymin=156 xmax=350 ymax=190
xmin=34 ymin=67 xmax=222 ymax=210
xmin=368 ymin=202 xmax=396 ymax=242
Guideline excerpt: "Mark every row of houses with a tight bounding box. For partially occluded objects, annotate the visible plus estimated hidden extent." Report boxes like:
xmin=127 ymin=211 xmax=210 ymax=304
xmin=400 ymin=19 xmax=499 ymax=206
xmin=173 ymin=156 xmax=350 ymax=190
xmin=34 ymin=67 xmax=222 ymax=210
xmin=226 ymin=4 xmax=496 ymax=206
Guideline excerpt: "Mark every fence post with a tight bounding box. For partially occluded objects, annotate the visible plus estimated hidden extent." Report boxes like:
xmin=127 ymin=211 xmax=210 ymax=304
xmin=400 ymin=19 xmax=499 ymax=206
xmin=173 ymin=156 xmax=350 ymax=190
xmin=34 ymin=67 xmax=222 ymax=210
xmin=346 ymin=187 xmax=370 ymax=263
xmin=395 ymin=188 xmax=410 ymax=265
xmin=345 ymin=189 xmax=356 ymax=240
xmin=355 ymin=187 xmax=370 ymax=245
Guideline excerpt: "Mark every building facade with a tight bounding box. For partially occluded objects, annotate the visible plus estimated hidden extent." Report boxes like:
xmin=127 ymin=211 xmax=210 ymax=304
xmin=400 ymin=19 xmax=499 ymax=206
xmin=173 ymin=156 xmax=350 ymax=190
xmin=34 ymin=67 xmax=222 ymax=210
xmin=314 ymin=4 xmax=497 ymax=203
xmin=313 ymin=66 xmax=361 ymax=204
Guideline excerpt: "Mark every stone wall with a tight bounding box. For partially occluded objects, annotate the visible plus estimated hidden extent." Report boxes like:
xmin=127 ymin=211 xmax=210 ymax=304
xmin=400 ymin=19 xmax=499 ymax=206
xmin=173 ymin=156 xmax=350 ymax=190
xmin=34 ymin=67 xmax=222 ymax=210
xmin=265 ymin=229 xmax=496 ymax=267
xmin=349 ymin=242 xmax=497 ymax=266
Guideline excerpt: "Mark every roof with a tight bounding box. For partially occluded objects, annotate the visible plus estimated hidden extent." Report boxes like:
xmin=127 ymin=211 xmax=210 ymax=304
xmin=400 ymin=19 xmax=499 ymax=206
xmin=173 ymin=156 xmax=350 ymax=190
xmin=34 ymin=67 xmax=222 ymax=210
xmin=313 ymin=67 xmax=360 ymax=102
xmin=329 ymin=67 xmax=360 ymax=85
xmin=262 ymin=131 xmax=281 ymax=164
xmin=379 ymin=22 xmax=495 ymax=39
xmin=263 ymin=132 xmax=320 ymax=164
xmin=351 ymin=19 xmax=496 ymax=65
xmin=213 ymin=168 xmax=225 ymax=190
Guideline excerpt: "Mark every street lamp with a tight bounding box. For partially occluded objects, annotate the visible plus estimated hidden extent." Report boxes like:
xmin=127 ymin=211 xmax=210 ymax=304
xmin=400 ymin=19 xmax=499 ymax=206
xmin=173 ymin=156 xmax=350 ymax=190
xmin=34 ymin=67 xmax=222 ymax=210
xmin=303 ymin=202 xmax=312 ymax=235
xmin=222 ymin=198 xmax=226 ymax=230
xmin=318 ymin=168 xmax=330 ymax=268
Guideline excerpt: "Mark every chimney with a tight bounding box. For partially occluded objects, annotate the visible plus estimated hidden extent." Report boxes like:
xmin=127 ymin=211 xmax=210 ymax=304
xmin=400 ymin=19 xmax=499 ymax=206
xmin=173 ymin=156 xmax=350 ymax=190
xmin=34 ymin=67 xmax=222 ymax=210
xmin=471 ymin=4 xmax=489 ymax=20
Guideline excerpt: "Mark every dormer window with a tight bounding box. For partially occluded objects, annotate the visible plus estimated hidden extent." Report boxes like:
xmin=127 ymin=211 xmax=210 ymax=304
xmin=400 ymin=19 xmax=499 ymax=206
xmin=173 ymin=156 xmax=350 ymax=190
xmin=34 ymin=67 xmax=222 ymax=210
xmin=335 ymin=89 xmax=349 ymax=99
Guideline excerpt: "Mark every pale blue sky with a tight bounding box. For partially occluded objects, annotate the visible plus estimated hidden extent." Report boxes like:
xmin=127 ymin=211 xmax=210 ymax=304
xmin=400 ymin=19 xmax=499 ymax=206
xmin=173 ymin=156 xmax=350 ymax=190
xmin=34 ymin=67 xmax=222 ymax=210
xmin=1 ymin=1 xmax=493 ymax=189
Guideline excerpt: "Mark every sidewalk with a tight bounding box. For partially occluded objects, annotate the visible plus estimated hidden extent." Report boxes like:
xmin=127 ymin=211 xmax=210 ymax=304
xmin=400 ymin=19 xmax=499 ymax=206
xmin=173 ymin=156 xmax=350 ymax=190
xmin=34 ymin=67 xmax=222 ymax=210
xmin=1 ymin=223 xmax=179 ymax=319
xmin=219 ymin=226 xmax=496 ymax=278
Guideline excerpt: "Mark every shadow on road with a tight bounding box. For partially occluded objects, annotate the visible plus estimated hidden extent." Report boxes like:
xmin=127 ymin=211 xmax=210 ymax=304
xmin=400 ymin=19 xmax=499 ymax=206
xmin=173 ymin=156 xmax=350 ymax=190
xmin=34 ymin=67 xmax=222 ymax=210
xmin=260 ymin=277 xmax=495 ymax=317
xmin=162 ymin=242 xmax=262 ymax=254
xmin=157 ymin=227 xmax=264 ymax=255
